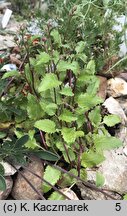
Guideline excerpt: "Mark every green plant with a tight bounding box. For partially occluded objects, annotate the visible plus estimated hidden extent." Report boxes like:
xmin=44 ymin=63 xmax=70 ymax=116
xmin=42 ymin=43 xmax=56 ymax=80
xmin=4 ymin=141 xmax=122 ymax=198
xmin=0 ymin=0 xmax=126 ymax=199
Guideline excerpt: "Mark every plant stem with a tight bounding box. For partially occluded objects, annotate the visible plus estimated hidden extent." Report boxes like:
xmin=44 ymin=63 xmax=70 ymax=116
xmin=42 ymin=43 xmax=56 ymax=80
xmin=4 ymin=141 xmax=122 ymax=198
xmin=53 ymin=88 xmax=57 ymax=104
xmin=105 ymin=55 xmax=127 ymax=74
xmin=40 ymin=131 xmax=48 ymax=150
xmin=62 ymin=141 xmax=72 ymax=167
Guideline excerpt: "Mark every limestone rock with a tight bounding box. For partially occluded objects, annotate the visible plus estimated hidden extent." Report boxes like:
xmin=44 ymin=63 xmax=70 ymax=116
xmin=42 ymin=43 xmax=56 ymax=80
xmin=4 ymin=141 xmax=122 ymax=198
xmin=77 ymin=182 xmax=121 ymax=200
xmin=0 ymin=35 xmax=15 ymax=50
xmin=98 ymin=150 xmax=127 ymax=194
xmin=1 ymin=161 xmax=20 ymax=176
xmin=103 ymin=96 xmax=127 ymax=125
xmin=117 ymin=98 xmax=127 ymax=116
xmin=11 ymin=157 xmax=44 ymax=200
xmin=0 ymin=176 xmax=13 ymax=200
xmin=107 ymin=77 xmax=127 ymax=98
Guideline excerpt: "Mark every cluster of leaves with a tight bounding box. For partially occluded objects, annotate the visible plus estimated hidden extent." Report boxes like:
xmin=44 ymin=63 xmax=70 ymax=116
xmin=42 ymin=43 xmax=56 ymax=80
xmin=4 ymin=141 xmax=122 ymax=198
xmin=0 ymin=0 xmax=126 ymax=199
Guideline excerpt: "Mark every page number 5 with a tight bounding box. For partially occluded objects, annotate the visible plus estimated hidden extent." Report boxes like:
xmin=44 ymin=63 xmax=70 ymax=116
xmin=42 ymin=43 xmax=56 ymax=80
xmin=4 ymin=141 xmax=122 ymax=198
xmin=115 ymin=203 xmax=121 ymax=211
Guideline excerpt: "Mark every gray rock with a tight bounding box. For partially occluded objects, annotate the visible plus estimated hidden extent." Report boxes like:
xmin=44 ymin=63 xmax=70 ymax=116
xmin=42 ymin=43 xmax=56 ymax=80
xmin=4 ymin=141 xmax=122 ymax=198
xmin=0 ymin=35 xmax=15 ymax=50
xmin=103 ymin=96 xmax=127 ymax=125
xmin=11 ymin=157 xmax=44 ymax=200
xmin=107 ymin=77 xmax=127 ymax=98
xmin=117 ymin=98 xmax=127 ymax=116
xmin=99 ymin=150 xmax=127 ymax=193
xmin=78 ymin=182 xmax=121 ymax=200
xmin=0 ymin=176 xmax=13 ymax=200
xmin=1 ymin=161 xmax=20 ymax=176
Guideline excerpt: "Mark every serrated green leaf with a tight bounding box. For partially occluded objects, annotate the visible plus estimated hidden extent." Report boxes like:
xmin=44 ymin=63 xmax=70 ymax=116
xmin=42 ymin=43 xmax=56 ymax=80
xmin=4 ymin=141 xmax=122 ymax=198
xmin=27 ymin=94 xmax=44 ymax=120
xmin=63 ymin=149 xmax=76 ymax=162
xmin=61 ymin=127 xmax=76 ymax=144
xmin=88 ymin=107 xmax=101 ymax=127
xmin=77 ymin=53 xmax=87 ymax=63
xmin=2 ymin=70 xmax=20 ymax=79
xmin=77 ymin=114 xmax=86 ymax=128
xmin=48 ymin=191 xmax=65 ymax=200
xmin=36 ymin=52 xmax=50 ymax=66
xmin=51 ymin=29 xmax=62 ymax=47
xmin=59 ymin=86 xmax=74 ymax=96
xmin=0 ymin=175 xmax=6 ymax=191
xmin=61 ymin=127 xmax=84 ymax=144
xmin=75 ymin=41 xmax=86 ymax=53
xmin=78 ymin=73 xmax=93 ymax=82
xmin=34 ymin=119 xmax=56 ymax=133
xmin=80 ymin=169 xmax=87 ymax=181
xmin=33 ymin=150 xmax=59 ymax=161
xmin=86 ymin=77 xmax=100 ymax=95
xmin=40 ymin=101 xmax=58 ymax=116
xmin=75 ymin=130 xmax=84 ymax=138
xmin=94 ymin=135 xmax=123 ymax=151
xmin=59 ymin=109 xmax=77 ymax=123
xmin=78 ymin=93 xmax=103 ymax=110
xmin=103 ymin=114 xmax=121 ymax=127
xmin=38 ymin=74 xmax=61 ymax=92
xmin=57 ymin=61 xmax=80 ymax=75
xmin=69 ymin=61 xmax=80 ymax=75
xmin=53 ymin=50 xmax=60 ymax=64
xmin=56 ymin=141 xmax=65 ymax=151
xmin=25 ymin=64 xmax=32 ymax=85
xmin=0 ymin=164 xmax=5 ymax=176
xmin=81 ymin=150 xmax=105 ymax=168
xmin=86 ymin=60 xmax=96 ymax=75
xmin=43 ymin=166 xmax=61 ymax=193
xmin=57 ymin=60 xmax=69 ymax=72
xmin=96 ymin=172 xmax=105 ymax=187
xmin=25 ymin=137 xmax=38 ymax=149
xmin=25 ymin=130 xmax=38 ymax=149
